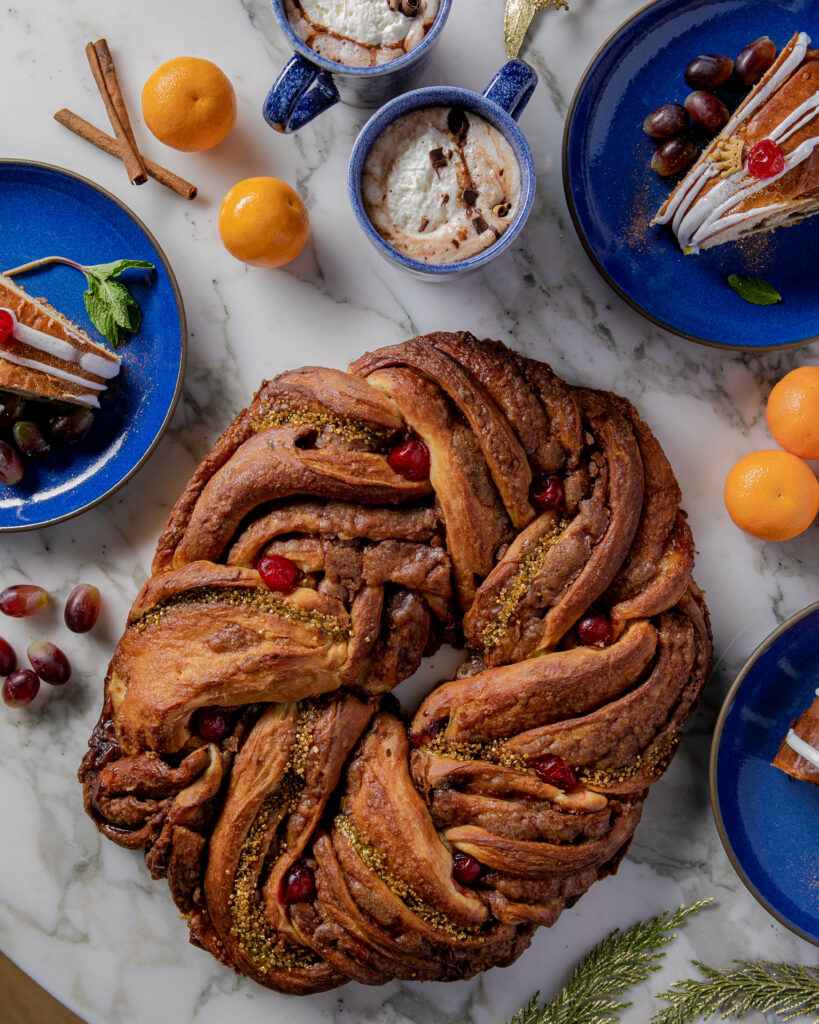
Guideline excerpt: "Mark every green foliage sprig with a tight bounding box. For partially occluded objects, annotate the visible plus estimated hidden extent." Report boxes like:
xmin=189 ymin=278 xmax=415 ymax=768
xmin=508 ymin=900 xmax=713 ymax=1024
xmin=504 ymin=0 xmax=570 ymax=59
xmin=652 ymin=960 xmax=819 ymax=1024
xmin=3 ymin=254 xmax=155 ymax=347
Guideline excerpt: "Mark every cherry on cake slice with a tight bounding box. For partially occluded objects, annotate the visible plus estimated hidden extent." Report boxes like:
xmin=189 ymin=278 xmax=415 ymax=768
xmin=652 ymin=32 xmax=819 ymax=253
xmin=0 ymin=273 xmax=120 ymax=409
xmin=772 ymin=691 xmax=819 ymax=786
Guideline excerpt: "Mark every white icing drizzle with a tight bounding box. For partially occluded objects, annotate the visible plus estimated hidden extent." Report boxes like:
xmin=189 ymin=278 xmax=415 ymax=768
xmin=654 ymin=32 xmax=819 ymax=251
xmin=785 ymin=728 xmax=819 ymax=771
xmin=0 ymin=307 xmax=119 ymax=380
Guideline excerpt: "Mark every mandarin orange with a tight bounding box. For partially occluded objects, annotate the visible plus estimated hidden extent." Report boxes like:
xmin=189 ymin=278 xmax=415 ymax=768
xmin=724 ymin=449 xmax=819 ymax=541
xmin=142 ymin=57 xmax=236 ymax=152
xmin=218 ymin=177 xmax=309 ymax=268
xmin=766 ymin=365 xmax=819 ymax=460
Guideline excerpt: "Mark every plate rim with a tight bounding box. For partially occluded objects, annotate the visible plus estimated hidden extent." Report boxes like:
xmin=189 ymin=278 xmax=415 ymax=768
xmin=561 ymin=0 xmax=819 ymax=353
xmin=709 ymin=599 xmax=819 ymax=947
xmin=0 ymin=158 xmax=187 ymax=533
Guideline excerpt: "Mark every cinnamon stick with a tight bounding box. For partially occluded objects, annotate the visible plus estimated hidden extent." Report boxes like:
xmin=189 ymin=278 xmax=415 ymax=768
xmin=85 ymin=38 xmax=147 ymax=185
xmin=54 ymin=109 xmax=197 ymax=200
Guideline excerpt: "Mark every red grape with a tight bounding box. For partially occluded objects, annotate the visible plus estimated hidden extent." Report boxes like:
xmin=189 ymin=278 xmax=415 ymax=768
xmin=0 ymin=636 xmax=16 ymax=675
xmin=3 ymin=669 xmax=40 ymax=707
xmin=13 ymin=421 xmax=51 ymax=458
xmin=651 ymin=137 xmax=698 ymax=176
xmin=643 ymin=103 xmax=689 ymax=139
xmin=0 ymin=440 xmax=24 ymax=485
xmin=684 ymin=54 xmax=734 ymax=91
xmin=64 ymin=584 xmax=101 ymax=633
xmin=735 ymin=37 xmax=777 ymax=87
xmin=0 ymin=585 xmax=48 ymax=617
xmin=50 ymin=407 xmax=94 ymax=444
xmin=684 ymin=91 xmax=729 ymax=133
xmin=0 ymin=394 xmax=26 ymax=428
xmin=27 ymin=641 xmax=71 ymax=685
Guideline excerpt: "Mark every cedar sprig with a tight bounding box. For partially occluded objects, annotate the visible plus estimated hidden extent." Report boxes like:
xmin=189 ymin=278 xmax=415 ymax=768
xmin=508 ymin=899 xmax=714 ymax=1024
xmin=504 ymin=0 xmax=570 ymax=59
xmin=651 ymin=960 xmax=819 ymax=1024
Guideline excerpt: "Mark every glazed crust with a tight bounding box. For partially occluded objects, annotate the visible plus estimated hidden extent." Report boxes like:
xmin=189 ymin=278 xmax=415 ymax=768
xmin=79 ymin=332 xmax=712 ymax=993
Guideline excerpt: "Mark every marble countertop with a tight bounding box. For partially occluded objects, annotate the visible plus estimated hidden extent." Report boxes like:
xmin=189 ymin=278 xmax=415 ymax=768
xmin=1 ymin=1 xmax=817 ymax=1022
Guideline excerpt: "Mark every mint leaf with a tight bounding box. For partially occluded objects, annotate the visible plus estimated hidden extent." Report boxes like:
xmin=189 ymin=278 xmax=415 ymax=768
xmin=727 ymin=274 xmax=783 ymax=306
xmin=82 ymin=259 xmax=155 ymax=348
xmin=86 ymin=259 xmax=155 ymax=279
xmin=83 ymin=278 xmax=122 ymax=348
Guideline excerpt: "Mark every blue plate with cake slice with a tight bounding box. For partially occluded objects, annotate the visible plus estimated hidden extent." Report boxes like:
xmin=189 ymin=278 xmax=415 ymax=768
xmin=711 ymin=601 xmax=819 ymax=946
xmin=0 ymin=160 xmax=186 ymax=531
xmin=564 ymin=0 xmax=819 ymax=350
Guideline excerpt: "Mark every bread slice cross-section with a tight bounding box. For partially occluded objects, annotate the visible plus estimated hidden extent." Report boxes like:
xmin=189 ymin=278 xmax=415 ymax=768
xmin=0 ymin=273 xmax=120 ymax=409
xmin=652 ymin=32 xmax=819 ymax=253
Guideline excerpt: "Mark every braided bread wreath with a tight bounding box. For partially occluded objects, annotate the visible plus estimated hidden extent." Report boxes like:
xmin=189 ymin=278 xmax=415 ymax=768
xmin=79 ymin=333 xmax=712 ymax=994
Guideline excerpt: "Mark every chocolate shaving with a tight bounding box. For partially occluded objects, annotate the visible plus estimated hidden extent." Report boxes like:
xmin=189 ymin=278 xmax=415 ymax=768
xmin=452 ymin=239 xmax=460 ymax=248
xmin=493 ymin=202 xmax=512 ymax=218
xmin=388 ymin=0 xmax=421 ymax=15
xmin=447 ymin=106 xmax=470 ymax=146
xmin=429 ymin=147 xmax=448 ymax=174
xmin=418 ymin=217 xmax=429 ymax=233
xmin=462 ymin=188 xmax=479 ymax=207
xmin=441 ymin=194 xmax=450 ymax=205
xmin=474 ymin=215 xmax=490 ymax=235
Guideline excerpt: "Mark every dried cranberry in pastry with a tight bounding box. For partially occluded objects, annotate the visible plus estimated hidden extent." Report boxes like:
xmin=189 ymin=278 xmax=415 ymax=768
xmin=192 ymin=707 xmax=231 ymax=743
xmin=280 ymin=865 xmax=316 ymax=905
xmin=387 ymin=435 xmax=430 ymax=481
xmin=0 ymin=309 xmax=13 ymax=347
xmin=530 ymin=475 xmax=566 ymax=511
xmin=533 ymin=756 xmax=579 ymax=791
xmin=257 ymin=554 xmax=300 ymax=594
xmin=577 ymin=613 xmax=614 ymax=648
xmin=747 ymin=139 xmax=785 ymax=179
xmin=452 ymin=852 xmax=484 ymax=886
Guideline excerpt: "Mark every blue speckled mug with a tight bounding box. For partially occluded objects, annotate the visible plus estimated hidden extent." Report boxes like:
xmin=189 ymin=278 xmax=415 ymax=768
xmin=264 ymin=0 xmax=452 ymax=133
xmin=348 ymin=60 xmax=538 ymax=280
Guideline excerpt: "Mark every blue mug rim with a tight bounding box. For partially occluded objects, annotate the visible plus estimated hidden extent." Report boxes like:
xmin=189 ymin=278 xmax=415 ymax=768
xmin=348 ymin=84 xmax=537 ymax=276
xmin=270 ymin=0 xmax=452 ymax=78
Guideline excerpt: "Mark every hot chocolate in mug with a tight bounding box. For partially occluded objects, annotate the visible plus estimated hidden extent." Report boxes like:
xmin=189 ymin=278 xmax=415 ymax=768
xmin=264 ymin=0 xmax=452 ymax=133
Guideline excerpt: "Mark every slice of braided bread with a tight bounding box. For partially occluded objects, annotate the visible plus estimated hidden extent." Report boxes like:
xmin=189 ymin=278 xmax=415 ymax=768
xmin=79 ymin=333 xmax=712 ymax=993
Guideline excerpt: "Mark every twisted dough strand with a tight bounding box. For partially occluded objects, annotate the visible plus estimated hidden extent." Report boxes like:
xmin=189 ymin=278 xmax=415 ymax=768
xmin=80 ymin=333 xmax=712 ymax=992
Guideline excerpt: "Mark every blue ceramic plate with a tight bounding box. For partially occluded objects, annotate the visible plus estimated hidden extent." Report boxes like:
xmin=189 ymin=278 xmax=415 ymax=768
xmin=0 ymin=161 xmax=186 ymax=531
xmin=710 ymin=602 xmax=819 ymax=945
xmin=564 ymin=0 xmax=819 ymax=350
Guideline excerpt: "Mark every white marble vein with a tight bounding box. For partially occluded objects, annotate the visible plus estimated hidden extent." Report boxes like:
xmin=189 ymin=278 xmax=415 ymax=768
xmin=0 ymin=1 xmax=817 ymax=1022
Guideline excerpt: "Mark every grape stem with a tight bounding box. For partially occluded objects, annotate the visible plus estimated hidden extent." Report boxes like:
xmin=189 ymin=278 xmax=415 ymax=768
xmin=2 ymin=255 xmax=87 ymax=277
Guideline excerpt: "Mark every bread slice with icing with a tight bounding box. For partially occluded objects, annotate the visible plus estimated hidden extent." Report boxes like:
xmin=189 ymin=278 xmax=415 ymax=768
xmin=652 ymin=32 xmax=819 ymax=253
xmin=772 ymin=692 xmax=819 ymax=786
xmin=0 ymin=273 xmax=120 ymax=409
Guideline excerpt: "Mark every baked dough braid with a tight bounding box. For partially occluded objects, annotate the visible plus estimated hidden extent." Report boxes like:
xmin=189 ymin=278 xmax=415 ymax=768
xmin=79 ymin=333 xmax=712 ymax=993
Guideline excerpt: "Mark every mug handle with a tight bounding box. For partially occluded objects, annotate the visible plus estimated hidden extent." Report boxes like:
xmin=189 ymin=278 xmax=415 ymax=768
xmin=263 ymin=53 xmax=340 ymax=133
xmin=482 ymin=59 xmax=538 ymax=122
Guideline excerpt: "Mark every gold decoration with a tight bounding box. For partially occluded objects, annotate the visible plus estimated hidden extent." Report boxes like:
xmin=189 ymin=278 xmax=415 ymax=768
xmin=712 ymin=136 xmax=745 ymax=178
xmin=504 ymin=0 xmax=570 ymax=59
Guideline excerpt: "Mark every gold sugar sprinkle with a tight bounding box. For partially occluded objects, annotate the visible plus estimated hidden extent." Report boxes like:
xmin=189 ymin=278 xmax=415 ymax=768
xmin=251 ymin=400 xmax=385 ymax=443
xmin=133 ymin=586 xmax=349 ymax=643
xmin=480 ymin=519 xmax=567 ymax=651
xmin=333 ymin=813 xmax=481 ymax=939
xmin=578 ymin=729 xmax=682 ymax=787
xmin=228 ymin=701 xmax=324 ymax=973
xmin=421 ymin=734 xmax=527 ymax=771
